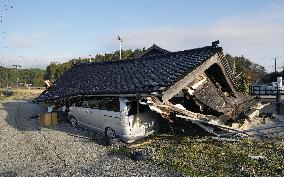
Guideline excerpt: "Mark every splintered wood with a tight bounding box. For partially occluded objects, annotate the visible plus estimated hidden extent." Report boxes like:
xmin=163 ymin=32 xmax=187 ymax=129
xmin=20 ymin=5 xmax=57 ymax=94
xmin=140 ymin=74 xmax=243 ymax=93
xmin=194 ymin=79 xmax=235 ymax=113
xmin=146 ymin=96 xmax=217 ymax=121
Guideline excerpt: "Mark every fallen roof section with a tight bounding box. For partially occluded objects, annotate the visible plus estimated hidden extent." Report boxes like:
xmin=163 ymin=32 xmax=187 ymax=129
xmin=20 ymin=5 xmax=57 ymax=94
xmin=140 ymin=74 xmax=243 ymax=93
xmin=34 ymin=42 xmax=223 ymax=103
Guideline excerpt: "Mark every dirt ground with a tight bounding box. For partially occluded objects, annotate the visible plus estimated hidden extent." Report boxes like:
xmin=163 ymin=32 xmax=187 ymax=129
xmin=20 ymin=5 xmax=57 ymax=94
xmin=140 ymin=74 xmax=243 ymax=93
xmin=0 ymin=100 xmax=180 ymax=177
xmin=1 ymin=92 xmax=283 ymax=176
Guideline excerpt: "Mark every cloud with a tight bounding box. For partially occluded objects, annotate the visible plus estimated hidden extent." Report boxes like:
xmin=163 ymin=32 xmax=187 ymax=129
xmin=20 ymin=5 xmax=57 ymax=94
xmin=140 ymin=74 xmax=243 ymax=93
xmin=7 ymin=33 xmax=45 ymax=48
xmin=100 ymin=3 xmax=284 ymax=72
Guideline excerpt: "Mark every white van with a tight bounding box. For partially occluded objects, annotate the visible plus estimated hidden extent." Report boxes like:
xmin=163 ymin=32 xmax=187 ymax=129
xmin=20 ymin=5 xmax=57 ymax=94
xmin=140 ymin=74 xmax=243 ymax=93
xmin=68 ymin=97 xmax=160 ymax=143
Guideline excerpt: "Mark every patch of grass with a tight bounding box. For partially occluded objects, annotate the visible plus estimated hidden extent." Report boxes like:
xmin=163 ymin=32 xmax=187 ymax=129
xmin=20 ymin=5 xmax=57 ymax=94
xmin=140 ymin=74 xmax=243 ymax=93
xmin=0 ymin=89 xmax=41 ymax=101
xmin=120 ymin=135 xmax=284 ymax=177
xmin=109 ymin=146 xmax=132 ymax=158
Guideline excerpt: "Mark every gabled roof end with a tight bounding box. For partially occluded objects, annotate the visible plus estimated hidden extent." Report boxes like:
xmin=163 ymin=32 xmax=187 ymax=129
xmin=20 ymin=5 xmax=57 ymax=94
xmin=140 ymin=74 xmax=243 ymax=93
xmin=142 ymin=44 xmax=170 ymax=57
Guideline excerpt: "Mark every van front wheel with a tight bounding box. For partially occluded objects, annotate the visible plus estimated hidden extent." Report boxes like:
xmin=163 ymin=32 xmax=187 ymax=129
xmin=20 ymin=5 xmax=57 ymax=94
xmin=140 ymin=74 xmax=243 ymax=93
xmin=105 ymin=127 xmax=116 ymax=139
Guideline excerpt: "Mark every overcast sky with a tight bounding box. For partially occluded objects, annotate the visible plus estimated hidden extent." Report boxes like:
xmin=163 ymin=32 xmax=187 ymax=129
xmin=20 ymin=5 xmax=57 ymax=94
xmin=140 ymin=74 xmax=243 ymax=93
xmin=0 ymin=0 xmax=283 ymax=72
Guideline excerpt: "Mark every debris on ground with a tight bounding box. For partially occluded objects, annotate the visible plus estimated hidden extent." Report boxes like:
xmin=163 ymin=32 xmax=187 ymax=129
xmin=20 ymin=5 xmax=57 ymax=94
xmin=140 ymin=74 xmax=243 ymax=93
xmin=29 ymin=114 xmax=39 ymax=119
xmin=260 ymin=112 xmax=276 ymax=119
xmin=248 ymin=155 xmax=267 ymax=160
xmin=131 ymin=147 xmax=155 ymax=161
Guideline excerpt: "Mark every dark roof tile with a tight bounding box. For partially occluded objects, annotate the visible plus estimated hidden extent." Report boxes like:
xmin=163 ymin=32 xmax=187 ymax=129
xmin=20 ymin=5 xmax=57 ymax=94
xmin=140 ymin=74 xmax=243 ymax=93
xmin=34 ymin=44 xmax=222 ymax=103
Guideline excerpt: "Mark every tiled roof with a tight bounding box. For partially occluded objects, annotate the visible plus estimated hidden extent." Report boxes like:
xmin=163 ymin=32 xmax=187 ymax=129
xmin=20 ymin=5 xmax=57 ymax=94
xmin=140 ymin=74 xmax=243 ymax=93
xmin=34 ymin=43 xmax=222 ymax=103
xmin=141 ymin=44 xmax=170 ymax=57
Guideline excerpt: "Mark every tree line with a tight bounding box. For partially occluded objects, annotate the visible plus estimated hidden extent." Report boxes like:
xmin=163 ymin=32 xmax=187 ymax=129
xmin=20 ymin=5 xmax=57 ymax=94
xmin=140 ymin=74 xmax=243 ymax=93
xmin=45 ymin=48 xmax=145 ymax=81
xmin=0 ymin=49 xmax=145 ymax=88
xmin=225 ymin=54 xmax=266 ymax=82
xmin=226 ymin=54 xmax=284 ymax=83
xmin=0 ymin=67 xmax=45 ymax=88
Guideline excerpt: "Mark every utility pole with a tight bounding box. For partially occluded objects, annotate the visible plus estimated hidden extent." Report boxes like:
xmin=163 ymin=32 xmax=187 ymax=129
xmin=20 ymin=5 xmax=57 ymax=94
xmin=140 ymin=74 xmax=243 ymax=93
xmin=276 ymin=77 xmax=282 ymax=114
xmin=117 ymin=35 xmax=123 ymax=59
xmin=120 ymin=41 xmax=122 ymax=59
xmin=273 ymin=57 xmax=281 ymax=72
xmin=29 ymin=67 xmax=32 ymax=89
xmin=11 ymin=64 xmax=21 ymax=90
xmin=275 ymin=57 xmax=277 ymax=72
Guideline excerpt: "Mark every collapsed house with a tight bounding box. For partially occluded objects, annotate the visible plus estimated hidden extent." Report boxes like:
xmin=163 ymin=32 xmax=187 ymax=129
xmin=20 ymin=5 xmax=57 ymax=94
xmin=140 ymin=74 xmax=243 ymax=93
xmin=34 ymin=41 xmax=259 ymax=139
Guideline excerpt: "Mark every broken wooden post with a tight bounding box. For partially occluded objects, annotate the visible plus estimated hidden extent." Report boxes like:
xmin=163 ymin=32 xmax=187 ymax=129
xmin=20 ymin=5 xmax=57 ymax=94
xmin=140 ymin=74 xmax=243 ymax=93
xmin=136 ymin=94 xmax=141 ymax=125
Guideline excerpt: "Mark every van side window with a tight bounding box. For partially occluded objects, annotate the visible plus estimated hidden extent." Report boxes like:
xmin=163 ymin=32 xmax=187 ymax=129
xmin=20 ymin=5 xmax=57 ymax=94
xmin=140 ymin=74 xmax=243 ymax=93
xmin=89 ymin=100 xmax=103 ymax=109
xmin=82 ymin=101 xmax=90 ymax=108
xmin=127 ymin=102 xmax=150 ymax=116
xmin=103 ymin=100 xmax=120 ymax=112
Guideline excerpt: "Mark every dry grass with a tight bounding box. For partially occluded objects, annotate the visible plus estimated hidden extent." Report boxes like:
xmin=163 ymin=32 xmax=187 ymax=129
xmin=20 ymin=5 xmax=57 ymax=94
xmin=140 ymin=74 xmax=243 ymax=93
xmin=117 ymin=135 xmax=284 ymax=177
xmin=0 ymin=89 xmax=43 ymax=101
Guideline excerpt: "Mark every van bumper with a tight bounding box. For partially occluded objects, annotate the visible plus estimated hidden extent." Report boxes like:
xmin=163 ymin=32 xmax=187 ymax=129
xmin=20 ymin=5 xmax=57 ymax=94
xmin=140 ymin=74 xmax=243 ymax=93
xmin=119 ymin=130 xmax=155 ymax=143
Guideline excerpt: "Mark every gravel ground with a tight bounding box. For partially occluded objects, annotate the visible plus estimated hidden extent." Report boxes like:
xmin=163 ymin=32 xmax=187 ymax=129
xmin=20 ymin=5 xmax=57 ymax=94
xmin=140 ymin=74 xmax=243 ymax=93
xmin=0 ymin=100 xmax=180 ymax=177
